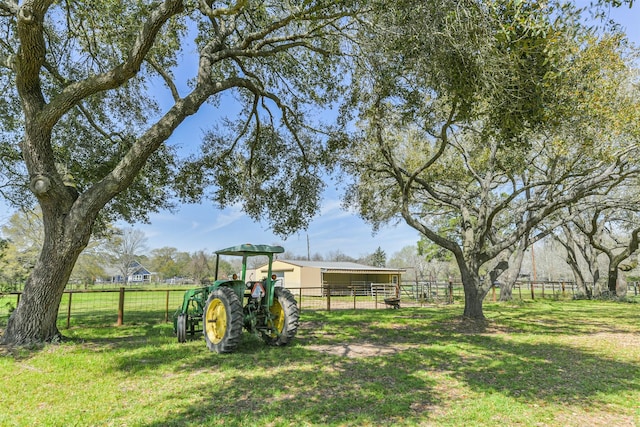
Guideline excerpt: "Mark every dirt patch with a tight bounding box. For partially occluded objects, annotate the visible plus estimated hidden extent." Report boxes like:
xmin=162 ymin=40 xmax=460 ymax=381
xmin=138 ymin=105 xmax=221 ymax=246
xmin=554 ymin=410 xmax=638 ymax=427
xmin=307 ymin=342 xmax=417 ymax=358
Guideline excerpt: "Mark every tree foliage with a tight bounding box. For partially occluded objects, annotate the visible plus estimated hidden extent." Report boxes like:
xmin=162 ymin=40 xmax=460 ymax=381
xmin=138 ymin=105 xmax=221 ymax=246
xmin=368 ymin=246 xmax=386 ymax=267
xmin=187 ymin=249 xmax=212 ymax=284
xmin=0 ymin=239 xmax=31 ymax=291
xmin=149 ymin=246 xmax=190 ymax=282
xmin=105 ymin=228 xmax=149 ymax=285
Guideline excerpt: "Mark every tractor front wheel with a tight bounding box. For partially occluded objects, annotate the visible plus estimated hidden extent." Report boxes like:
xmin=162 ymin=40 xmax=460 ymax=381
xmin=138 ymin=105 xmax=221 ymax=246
xmin=262 ymin=287 xmax=299 ymax=346
xmin=203 ymin=287 xmax=243 ymax=353
xmin=176 ymin=313 xmax=187 ymax=343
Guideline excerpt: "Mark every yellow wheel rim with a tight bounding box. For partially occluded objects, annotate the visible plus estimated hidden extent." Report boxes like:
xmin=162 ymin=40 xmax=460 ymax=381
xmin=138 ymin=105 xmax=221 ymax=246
xmin=269 ymin=299 xmax=285 ymax=336
xmin=205 ymin=299 xmax=227 ymax=344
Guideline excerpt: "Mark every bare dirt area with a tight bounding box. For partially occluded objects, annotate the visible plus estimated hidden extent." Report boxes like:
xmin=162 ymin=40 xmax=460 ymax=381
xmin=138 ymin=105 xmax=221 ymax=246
xmin=306 ymin=342 xmax=420 ymax=358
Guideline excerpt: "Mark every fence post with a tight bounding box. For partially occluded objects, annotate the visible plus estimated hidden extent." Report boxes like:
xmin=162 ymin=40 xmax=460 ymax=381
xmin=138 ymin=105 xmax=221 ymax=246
xmin=530 ymin=281 xmax=535 ymax=300
xmin=117 ymin=287 xmax=125 ymax=326
xmin=66 ymin=292 xmax=72 ymax=329
xmin=353 ymin=291 xmax=357 ymax=310
xmin=165 ymin=290 xmax=170 ymax=323
xmin=326 ymin=286 xmax=331 ymax=312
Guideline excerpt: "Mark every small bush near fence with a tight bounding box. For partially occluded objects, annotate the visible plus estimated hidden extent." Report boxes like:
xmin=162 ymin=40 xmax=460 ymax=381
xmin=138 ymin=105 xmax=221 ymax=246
xmin=1 ymin=281 xmax=638 ymax=330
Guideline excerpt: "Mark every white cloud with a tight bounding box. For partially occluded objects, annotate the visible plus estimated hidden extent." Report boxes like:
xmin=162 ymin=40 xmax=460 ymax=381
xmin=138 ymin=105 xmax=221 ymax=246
xmin=317 ymin=198 xmax=353 ymax=221
xmin=204 ymin=204 xmax=245 ymax=232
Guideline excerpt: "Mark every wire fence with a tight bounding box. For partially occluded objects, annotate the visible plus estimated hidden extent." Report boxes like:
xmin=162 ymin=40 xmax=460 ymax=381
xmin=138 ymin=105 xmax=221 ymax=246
xmin=1 ymin=280 xmax=638 ymax=330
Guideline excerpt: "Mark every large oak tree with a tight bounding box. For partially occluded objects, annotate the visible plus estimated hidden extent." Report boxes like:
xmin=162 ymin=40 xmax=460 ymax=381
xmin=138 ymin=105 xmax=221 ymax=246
xmin=0 ymin=0 xmax=360 ymax=345
xmin=343 ymin=0 xmax=640 ymax=319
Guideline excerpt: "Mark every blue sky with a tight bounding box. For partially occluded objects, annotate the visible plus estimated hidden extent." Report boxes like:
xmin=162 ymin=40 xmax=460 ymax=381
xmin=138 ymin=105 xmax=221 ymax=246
xmin=127 ymin=2 xmax=640 ymax=259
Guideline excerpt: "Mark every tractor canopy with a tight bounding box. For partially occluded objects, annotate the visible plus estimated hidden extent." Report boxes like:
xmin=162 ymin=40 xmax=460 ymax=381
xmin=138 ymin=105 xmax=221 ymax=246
xmin=215 ymin=243 xmax=285 ymax=257
xmin=214 ymin=243 xmax=284 ymax=285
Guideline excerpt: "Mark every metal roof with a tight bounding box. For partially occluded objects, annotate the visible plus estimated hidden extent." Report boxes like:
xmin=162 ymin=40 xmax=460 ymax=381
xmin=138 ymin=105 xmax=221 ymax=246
xmin=275 ymin=259 xmax=405 ymax=273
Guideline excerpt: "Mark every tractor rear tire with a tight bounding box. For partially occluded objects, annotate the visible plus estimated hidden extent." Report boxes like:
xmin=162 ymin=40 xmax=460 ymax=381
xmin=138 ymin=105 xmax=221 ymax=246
xmin=203 ymin=287 xmax=243 ymax=353
xmin=176 ymin=313 xmax=187 ymax=343
xmin=262 ymin=287 xmax=299 ymax=346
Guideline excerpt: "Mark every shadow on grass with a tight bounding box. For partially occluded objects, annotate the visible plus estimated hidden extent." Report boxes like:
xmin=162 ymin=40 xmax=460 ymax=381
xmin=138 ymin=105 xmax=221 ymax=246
xmin=488 ymin=300 xmax=639 ymax=332
xmin=140 ymin=344 xmax=442 ymax=426
xmin=81 ymin=306 xmax=637 ymax=426
xmin=1 ymin=310 xmax=174 ymax=360
xmin=4 ymin=303 xmax=638 ymax=426
xmin=128 ymin=333 xmax=639 ymax=426
xmin=60 ymin=309 xmax=170 ymax=330
xmin=446 ymin=335 xmax=638 ymax=403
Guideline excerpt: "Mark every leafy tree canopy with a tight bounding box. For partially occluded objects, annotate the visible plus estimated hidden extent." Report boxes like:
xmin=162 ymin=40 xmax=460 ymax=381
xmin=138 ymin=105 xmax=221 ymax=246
xmin=0 ymin=0 xmax=360 ymax=235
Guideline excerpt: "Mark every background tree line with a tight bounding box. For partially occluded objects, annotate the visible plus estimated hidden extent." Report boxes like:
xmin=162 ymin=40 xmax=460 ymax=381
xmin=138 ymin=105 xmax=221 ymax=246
xmin=0 ymin=209 xmax=391 ymax=290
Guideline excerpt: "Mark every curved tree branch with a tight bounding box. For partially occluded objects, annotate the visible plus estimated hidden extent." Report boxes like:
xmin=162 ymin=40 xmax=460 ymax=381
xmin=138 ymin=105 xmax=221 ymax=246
xmin=40 ymin=0 xmax=185 ymax=131
xmin=147 ymin=57 xmax=181 ymax=102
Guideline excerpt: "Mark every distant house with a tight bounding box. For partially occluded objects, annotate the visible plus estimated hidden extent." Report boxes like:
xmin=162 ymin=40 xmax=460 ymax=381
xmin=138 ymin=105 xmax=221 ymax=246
xmin=250 ymin=259 xmax=404 ymax=297
xmin=102 ymin=260 xmax=152 ymax=284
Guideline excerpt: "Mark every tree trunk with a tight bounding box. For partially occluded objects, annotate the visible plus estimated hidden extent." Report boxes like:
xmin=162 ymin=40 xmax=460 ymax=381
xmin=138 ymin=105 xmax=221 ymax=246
xmin=566 ymin=254 xmax=585 ymax=294
xmin=616 ymin=271 xmax=627 ymax=297
xmin=1 ymin=217 xmax=89 ymax=345
xmin=498 ymin=236 xmax=528 ymax=301
xmin=2 ymin=258 xmax=73 ymax=344
xmin=606 ymin=268 xmax=617 ymax=294
xmin=463 ymin=289 xmax=485 ymax=319
xmin=499 ymin=285 xmax=513 ymax=301
xmin=458 ymin=260 xmax=488 ymax=320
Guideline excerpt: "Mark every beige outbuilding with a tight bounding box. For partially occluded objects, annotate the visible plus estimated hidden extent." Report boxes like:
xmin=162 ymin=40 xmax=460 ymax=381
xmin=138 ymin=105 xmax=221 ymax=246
xmin=250 ymin=259 xmax=404 ymax=297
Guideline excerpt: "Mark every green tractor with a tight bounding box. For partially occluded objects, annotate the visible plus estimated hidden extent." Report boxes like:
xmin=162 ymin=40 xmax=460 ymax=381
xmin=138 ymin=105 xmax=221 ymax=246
xmin=173 ymin=243 xmax=299 ymax=353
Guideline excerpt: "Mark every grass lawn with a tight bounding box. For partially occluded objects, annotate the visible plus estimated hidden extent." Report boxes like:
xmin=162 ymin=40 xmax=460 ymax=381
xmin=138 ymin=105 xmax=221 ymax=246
xmin=1 ymin=299 xmax=639 ymax=426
